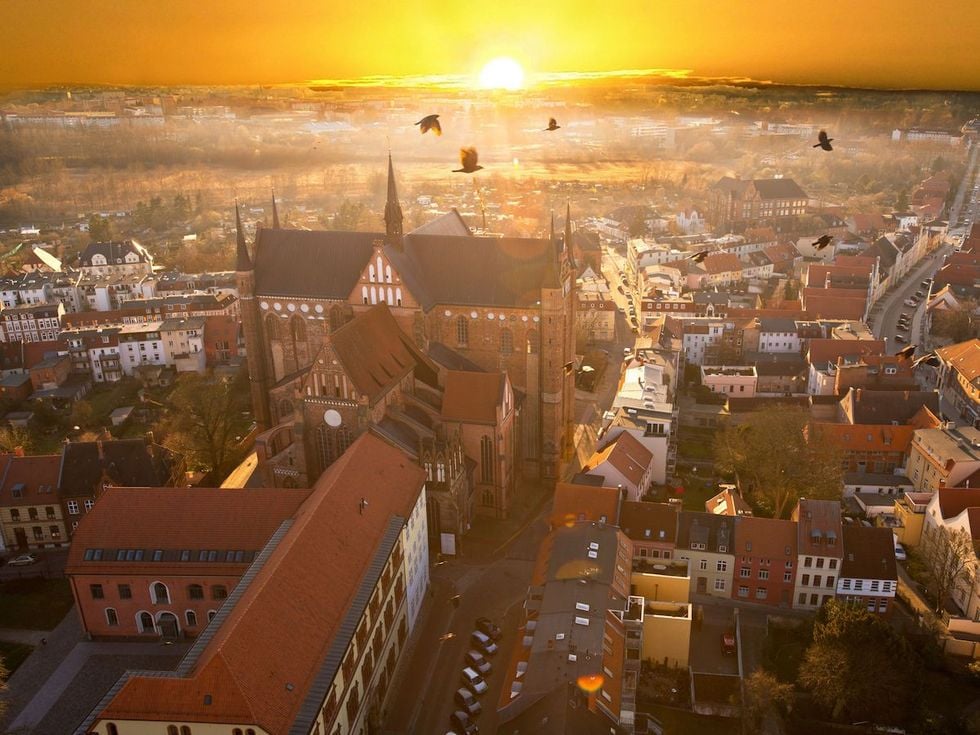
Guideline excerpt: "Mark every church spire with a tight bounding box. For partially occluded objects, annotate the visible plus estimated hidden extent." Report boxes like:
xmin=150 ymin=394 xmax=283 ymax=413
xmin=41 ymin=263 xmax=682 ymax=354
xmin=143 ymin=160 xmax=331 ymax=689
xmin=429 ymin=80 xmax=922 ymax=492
xmin=235 ymin=202 xmax=252 ymax=271
xmin=563 ymin=202 xmax=576 ymax=270
xmin=271 ymin=189 xmax=281 ymax=229
xmin=383 ymin=153 xmax=404 ymax=245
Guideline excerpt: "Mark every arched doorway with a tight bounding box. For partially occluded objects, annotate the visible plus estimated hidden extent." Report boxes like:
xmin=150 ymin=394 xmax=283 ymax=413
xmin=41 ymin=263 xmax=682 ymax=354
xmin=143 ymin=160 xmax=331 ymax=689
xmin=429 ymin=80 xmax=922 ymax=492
xmin=157 ymin=611 xmax=180 ymax=640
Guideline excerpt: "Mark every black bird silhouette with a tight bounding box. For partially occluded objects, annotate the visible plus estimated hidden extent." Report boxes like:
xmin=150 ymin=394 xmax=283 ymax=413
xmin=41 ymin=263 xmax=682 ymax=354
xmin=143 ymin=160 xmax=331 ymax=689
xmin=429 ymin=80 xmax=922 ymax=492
xmin=688 ymin=250 xmax=710 ymax=264
xmin=812 ymin=234 xmax=834 ymax=250
xmin=895 ymin=344 xmax=916 ymax=361
xmin=453 ymin=147 xmax=483 ymax=174
xmin=415 ymin=114 xmax=441 ymax=136
xmin=545 ymin=117 xmax=561 ymax=131
xmin=813 ymin=130 xmax=834 ymax=151
xmin=912 ymin=352 xmax=941 ymax=369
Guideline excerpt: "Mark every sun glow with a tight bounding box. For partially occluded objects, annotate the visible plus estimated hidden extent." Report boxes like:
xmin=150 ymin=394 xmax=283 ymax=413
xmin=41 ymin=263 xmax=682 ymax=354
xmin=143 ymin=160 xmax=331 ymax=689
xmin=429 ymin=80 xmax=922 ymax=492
xmin=478 ymin=57 xmax=525 ymax=90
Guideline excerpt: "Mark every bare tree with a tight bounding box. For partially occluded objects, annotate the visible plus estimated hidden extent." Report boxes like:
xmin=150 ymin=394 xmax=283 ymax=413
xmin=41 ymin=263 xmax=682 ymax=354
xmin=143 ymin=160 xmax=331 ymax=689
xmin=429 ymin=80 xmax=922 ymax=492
xmin=923 ymin=525 xmax=975 ymax=614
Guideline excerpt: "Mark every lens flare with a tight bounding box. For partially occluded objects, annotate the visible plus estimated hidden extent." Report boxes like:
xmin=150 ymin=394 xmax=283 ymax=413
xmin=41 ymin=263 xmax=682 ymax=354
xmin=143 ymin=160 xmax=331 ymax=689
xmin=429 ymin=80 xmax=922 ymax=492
xmin=577 ymin=673 xmax=605 ymax=693
xmin=479 ymin=57 xmax=525 ymax=90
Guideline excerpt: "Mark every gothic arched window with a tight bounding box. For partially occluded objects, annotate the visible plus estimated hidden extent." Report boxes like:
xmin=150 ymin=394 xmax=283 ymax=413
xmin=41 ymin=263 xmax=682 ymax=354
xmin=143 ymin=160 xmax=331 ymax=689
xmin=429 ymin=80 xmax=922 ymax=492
xmin=500 ymin=328 xmax=513 ymax=355
xmin=265 ymin=314 xmax=279 ymax=341
xmin=526 ymin=329 xmax=539 ymax=354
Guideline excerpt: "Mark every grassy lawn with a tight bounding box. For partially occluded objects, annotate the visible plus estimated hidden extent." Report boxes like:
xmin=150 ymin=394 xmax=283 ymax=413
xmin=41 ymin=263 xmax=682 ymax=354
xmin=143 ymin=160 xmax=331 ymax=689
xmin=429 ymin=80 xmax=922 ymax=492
xmin=84 ymin=378 xmax=143 ymax=424
xmin=0 ymin=578 xmax=74 ymax=630
xmin=0 ymin=640 xmax=33 ymax=675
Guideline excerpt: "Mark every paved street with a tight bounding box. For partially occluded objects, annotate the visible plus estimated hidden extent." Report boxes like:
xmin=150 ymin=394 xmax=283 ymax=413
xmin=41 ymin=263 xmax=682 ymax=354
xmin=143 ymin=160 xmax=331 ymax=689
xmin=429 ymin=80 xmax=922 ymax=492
xmin=869 ymin=245 xmax=950 ymax=353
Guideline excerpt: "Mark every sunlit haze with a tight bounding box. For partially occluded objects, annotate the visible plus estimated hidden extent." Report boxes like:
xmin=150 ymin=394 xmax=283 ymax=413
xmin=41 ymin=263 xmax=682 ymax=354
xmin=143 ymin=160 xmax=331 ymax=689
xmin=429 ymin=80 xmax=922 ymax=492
xmin=0 ymin=0 xmax=978 ymax=90
xmin=478 ymin=57 xmax=525 ymax=91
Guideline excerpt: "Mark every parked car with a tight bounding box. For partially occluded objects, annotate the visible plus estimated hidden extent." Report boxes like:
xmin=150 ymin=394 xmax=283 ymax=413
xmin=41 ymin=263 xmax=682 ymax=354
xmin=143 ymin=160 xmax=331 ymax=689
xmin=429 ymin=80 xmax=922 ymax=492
xmin=470 ymin=631 xmax=498 ymax=657
xmin=722 ymin=630 xmax=737 ymax=655
xmin=920 ymin=280 xmax=931 ymax=287
xmin=475 ymin=617 xmax=502 ymax=640
xmin=904 ymin=298 xmax=917 ymax=307
xmin=450 ymin=710 xmax=479 ymax=735
xmin=915 ymin=290 xmax=925 ymax=297
xmin=894 ymin=544 xmax=907 ymax=562
xmin=465 ymin=650 xmax=492 ymax=675
xmin=455 ymin=687 xmax=482 ymax=716
xmin=894 ymin=335 xmax=908 ymax=343
xmin=461 ymin=666 xmax=489 ymax=695
xmin=7 ymin=554 xmax=37 ymax=566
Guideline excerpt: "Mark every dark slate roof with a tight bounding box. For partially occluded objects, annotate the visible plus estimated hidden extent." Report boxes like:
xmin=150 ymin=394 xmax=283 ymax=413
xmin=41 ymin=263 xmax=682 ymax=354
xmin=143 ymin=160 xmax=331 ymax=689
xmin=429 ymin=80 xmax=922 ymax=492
xmin=386 ymin=233 xmax=560 ymax=310
xmin=79 ymin=240 xmax=151 ymax=267
xmin=841 ymin=525 xmax=897 ymax=581
xmin=752 ymin=178 xmax=808 ymax=200
xmin=427 ymin=342 xmax=486 ymax=373
xmin=676 ymin=511 xmax=733 ymax=553
xmin=868 ymin=236 xmax=898 ymax=268
xmin=840 ymin=388 xmax=940 ymax=425
xmin=57 ymin=438 xmax=182 ymax=499
xmin=251 ymin=227 xmax=560 ymax=310
xmin=253 ymin=229 xmax=380 ymax=299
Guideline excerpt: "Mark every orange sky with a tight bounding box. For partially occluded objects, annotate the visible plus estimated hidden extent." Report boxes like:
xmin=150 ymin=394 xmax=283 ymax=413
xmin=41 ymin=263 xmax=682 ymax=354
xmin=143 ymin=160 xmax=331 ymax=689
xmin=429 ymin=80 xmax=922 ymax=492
xmin=2 ymin=0 xmax=978 ymax=90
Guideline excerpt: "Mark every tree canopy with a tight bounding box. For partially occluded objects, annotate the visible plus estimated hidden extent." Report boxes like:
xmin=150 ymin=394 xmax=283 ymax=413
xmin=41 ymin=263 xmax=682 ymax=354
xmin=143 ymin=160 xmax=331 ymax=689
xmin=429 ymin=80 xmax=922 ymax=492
xmin=799 ymin=600 xmax=920 ymax=725
xmin=713 ymin=406 xmax=843 ymax=518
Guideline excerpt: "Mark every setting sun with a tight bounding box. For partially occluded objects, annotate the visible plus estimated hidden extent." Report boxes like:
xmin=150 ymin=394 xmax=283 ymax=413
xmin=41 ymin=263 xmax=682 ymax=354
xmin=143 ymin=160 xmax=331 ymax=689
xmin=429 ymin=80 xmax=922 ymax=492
xmin=478 ymin=57 xmax=525 ymax=90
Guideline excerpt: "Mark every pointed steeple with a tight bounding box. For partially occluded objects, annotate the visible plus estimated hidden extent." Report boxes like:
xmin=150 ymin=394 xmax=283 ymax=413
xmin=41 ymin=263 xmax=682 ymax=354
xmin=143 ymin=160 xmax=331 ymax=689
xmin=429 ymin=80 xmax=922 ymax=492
xmin=383 ymin=153 xmax=404 ymax=245
xmin=235 ymin=202 xmax=252 ymax=271
xmin=563 ymin=202 xmax=576 ymax=268
xmin=271 ymin=189 xmax=281 ymax=229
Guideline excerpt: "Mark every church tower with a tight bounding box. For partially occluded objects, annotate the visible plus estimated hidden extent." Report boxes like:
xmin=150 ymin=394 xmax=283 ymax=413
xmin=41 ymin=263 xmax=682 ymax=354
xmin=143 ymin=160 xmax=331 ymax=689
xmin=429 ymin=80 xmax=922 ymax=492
xmin=235 ymin=204 xmax=272 ymax=430
xmin=271 ymin=189 xmax=281 ymax=229
xmin=383 ymin=153 xmax=404 ymax=246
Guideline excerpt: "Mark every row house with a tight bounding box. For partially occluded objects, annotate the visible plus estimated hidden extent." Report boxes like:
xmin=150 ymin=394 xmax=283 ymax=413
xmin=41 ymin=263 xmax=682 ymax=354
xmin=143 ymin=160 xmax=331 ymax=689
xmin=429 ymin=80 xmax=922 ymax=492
xmin=935 ymin=339 xmax=980 ymax=428
xmin=757 ymin=317 xmax=802 ymax=354
xmin=78 ymin=240 xmax=154 ymax=277
xmin=576 ymin=292 xmax=617 ymax=343
xmin=681 ymin=321 xmax=727 ymax=365
xmin=0 ymin=302 xmax=65 ymax=343
xmin=922 ymin=488 xmax=980 ymax=621
xmin=907 ymin=425 xmax=980 ymax=493
xmin=792 ymin=499 xmax=843 ymax=611
xmin=581 ymin=431 xmax=654 ymax=502
xmin=805 ymin=339 xmax=886 ymax=395
xmin=700 ymin=366 xmax=757 ymax=397
xmin=0 ymin=454 xmax=64 ymax=551
xmin=626 ymin=237 xmax=688 ymax=280
xmin=686 ymin=252 xmax=743 ymax=290
xmin=62 ymin=292 xmax=240 ymax=329
xmin=837 ymin=525 xmax=897 ymax=616
xmin=159 ymin=317 xmax=206 ymax=374
xmin=156 ymin=270 xmax=238 ymax=299
xmin=63 ymin=326 xmax=123 ymax=382
xmin=78 ymin=272 xmax=157 ymax=312
xmin=813 ymin=423 xmax=916 ymax=476
xmin=732 ymin=516 xmax=798 ymax=608
xmin=81 ymin=434 xmax=429 ymax=735
xmin=117 ymin=322 xmax=167 ymax=375
xmin=675 ymin=511 xmax=734 ymax=598
xmin=0 ymin=271 xmax=84 ymax=314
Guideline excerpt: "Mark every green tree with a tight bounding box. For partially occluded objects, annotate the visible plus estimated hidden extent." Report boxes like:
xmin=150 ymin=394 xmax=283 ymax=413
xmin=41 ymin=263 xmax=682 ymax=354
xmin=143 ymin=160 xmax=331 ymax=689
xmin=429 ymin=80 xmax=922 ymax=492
xmin=332 ymin=199 xmax=366 ymax=231
xmin=931 ymin=307 xmax=977 ymax=343
xmin=160 ymin=370 xmax=249 ymax=479
xmin=172 ymin=193 xmax=190 ymax=222
xmin=70 ymin=399 xmax=96 ymax=430
xmin=922 ymin=525 xmax=975 ymax=613
xmin=931 ymin=155 xmax=947 ymax=174
xmin=87 ymin=214 xmax=112 ymax=242
xmin=0 ymin=425 xmax=33 ymax=454
xmin=799 ymin=600 xmax=920 ymax=725
xmin=742 ymin=669 xmax=794 ymax=731
xmin=714 ymin=406 xmax=843 ymax=518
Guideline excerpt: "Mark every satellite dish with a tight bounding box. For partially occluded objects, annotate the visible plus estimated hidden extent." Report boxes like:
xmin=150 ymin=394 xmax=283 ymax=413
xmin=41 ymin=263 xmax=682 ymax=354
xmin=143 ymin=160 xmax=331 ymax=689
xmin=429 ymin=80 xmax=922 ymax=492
xmin=323 ymin=409 xmax=342 ymax=427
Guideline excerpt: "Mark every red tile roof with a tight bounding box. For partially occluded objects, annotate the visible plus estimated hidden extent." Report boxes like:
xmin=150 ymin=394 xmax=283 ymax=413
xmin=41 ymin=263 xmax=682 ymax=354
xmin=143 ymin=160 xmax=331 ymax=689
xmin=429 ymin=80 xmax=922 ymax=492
xmin=814 ymin=423 xmax=916 ymax=453
xmin=99 ymin=433 xmax=426 ymax=732
xmin=585 ymin=432 xmax=653 ymax=487
xmin=937 ymin=339 xmax=980 ymax=384
xmin=620 ymin=500 xmax=680 ymax=543
xmin=0 ymin=454 xmax=60 ymax=507
xmin=440 ymin=370 xmax=506 ymax=424
xmin=733 ymin=516 xmax=797 ymax=559
xmin=935 ymin=487 xmax=980 ymax=520
xmin=551 ymin=482 xmax=622 ymax=528
xmin=331 ymin=304 xmax=434 ymax=404
xmin=808 ymin=339 xmax=885 ymax=365
xmin=701 ymin=253 xmax=742 ymax=275
xmin=65 ymin=486 xmax=313 ymax=575
xmin=801 ymin=291 xmax=867 ymax=320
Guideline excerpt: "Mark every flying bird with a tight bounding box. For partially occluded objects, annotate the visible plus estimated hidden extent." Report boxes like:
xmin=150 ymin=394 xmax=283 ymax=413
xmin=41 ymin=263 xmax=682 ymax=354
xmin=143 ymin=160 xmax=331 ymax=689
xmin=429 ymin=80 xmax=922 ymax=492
xmin=688 ymin=250 xmax=710 ymax=264
xmin=912 ymin=352 xmax=941 ymax=369
xmin=415 ymin=114 xmax=441 ymax=136
xmin=545 ymin=117 xmax=561 ymax=131
xmin=895 ymin=344 xmax=916 ymax=361
xmin=812 ymin=234 xmax=834 ymax=250
xmin=813 ymin=130 xmax=834 ymax=151
xmin=453 ymin=147 xmax=483 ymax=174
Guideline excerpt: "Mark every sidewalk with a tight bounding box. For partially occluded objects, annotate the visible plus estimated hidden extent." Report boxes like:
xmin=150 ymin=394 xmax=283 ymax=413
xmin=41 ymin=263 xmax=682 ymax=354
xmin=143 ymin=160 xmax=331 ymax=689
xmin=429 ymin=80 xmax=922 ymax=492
xmin=462 ymin=479 xmax=553 ymax=562
xmin=0 ymin=628 xmax=50 ymax=646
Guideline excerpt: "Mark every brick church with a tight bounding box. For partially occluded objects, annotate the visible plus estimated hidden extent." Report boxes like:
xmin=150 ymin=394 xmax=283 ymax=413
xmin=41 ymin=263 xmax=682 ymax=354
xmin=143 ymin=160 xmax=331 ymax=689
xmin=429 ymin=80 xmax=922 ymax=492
xmin=238 ymin=157 xmax=576 ymax=533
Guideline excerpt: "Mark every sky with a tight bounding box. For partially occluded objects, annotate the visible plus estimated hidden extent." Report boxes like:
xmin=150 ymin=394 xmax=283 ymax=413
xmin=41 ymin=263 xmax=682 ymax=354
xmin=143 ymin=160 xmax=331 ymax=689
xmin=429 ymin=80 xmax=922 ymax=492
xmin=2 ymin=0 xmax=978 ymax=91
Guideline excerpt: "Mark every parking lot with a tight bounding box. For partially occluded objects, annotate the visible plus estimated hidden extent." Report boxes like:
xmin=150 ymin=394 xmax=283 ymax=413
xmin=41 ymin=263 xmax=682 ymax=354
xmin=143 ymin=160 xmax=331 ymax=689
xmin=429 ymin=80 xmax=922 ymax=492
xmin=689 ymin=603 xmax=739 ymax=676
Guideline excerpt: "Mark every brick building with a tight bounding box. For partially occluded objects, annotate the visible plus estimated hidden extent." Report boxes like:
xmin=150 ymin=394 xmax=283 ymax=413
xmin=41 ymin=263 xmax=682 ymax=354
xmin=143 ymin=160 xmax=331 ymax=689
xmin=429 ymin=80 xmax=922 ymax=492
xmin=0 ymin=454 xmax=63 ymax=551
xmin=731 ymin=516 xmax=798 ymax=608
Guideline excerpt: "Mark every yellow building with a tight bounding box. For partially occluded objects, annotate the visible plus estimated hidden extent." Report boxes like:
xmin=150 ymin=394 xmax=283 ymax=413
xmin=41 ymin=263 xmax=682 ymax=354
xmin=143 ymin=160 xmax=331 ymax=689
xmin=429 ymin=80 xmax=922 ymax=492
xmin=0 ymin=455 xmax=64 ymax=551
xmin=630 ymin=562 xmax=692 ymax=668
xmin=892 ymin=492 xmax=931 ymax=546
